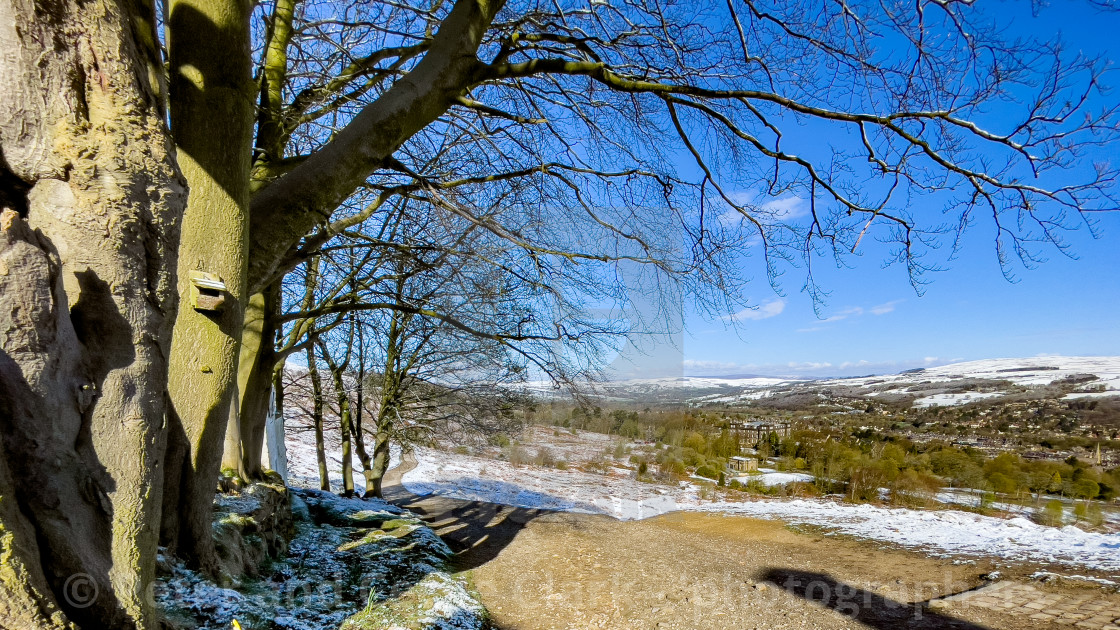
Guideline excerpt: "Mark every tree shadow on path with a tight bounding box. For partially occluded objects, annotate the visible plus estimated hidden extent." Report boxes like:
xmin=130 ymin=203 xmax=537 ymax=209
xmin=381 ymin=453 xmax=552 ymax=571
xmin=762 ymin=569 xmax=991 ymax=629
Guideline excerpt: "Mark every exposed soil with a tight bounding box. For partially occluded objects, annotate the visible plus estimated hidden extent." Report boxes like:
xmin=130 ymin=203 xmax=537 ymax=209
xmin=385 ymin=455 xmax=1120 ymax=630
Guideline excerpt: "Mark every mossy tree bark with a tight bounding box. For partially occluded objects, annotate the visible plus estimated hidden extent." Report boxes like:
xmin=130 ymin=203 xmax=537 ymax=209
xmin=163 ymin=0 xmax=254 ymax=576
xmin=0 ymin=0 xmax=184 ymax=626
xmin=368 ymin=428 xmax=394 ymax=499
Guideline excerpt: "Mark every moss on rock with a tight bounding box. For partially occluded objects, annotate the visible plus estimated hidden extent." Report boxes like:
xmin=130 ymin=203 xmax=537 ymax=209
xmin=340 ymin=572 xmax=487 ymax=630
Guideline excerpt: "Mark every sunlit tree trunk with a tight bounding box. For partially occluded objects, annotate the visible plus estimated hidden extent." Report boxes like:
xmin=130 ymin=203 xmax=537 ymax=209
xmin=162 ymin=0 xmax=254 ymax=577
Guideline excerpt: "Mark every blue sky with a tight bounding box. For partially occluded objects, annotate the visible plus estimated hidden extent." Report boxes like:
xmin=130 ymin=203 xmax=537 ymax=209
xmin=671 ymin=1 xmax=1120 ymax=379
xmin=682 ymin=210 xmax=1120 ymax=377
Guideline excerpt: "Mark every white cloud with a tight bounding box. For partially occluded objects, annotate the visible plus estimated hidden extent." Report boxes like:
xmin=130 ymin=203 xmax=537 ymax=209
xmin=787 ymin=361 xmax=833 ymax=371
xmin=816 ymin=299 xmax=904 ymax=323
xmin=759 ymin=196 xmax=808 ymax=220
xmin=869 ymin=299 xmax=904 ymax=315
xmin=682 ymin=360 xmax=749 ymax=371
xmin=720 ymin=194 xmax=808 ymax=226
xmin=821 ymin=306 xmax=865 ymax=323
xmin=681 ymin=357 xmax=954 ymax=378
xmin=724 ymin=299 xmax=786 ymax=322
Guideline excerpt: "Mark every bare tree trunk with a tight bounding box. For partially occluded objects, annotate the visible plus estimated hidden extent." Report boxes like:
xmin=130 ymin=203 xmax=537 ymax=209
xmin=337 ymin=377 xmax=355 ymax=497
xmin=163 ymin=0 xmax=254 ymax=577
xmin=264 ymin=361 xmax=289 ymax=481
xmin=351 ymin=383 xmax=376 ymax=493
xmin=210 ymin=0 xmax=296 ymax=483
xmin=245 ymin=0 xmax=505 ymax=290
xmin=0 ymin=0 xmax=184 ymax=626
xmin=307 ymin=344 xmax=330 ymax=491
xmin=352 ymin=426 xmax=376 ymax=496
xmin=365 ymin=310 xmax=406 ymax=498
xmin=368 ymin=426 xmax=393 ymax=498
xmin=350 ymin=321 xmax=378 ymax=495
xmin=321 ymin=340 xmax=355 ymax=497
xmin=226 ymin=280 xmax=280 ymax=480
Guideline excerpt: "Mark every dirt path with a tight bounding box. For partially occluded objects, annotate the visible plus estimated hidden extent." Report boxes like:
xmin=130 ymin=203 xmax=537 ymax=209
xmin=384 ymin=455 xmax=1120 ymax=630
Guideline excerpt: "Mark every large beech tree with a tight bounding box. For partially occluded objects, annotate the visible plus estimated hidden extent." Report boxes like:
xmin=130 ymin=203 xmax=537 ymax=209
xmin=0 ymin=0 xmax=1117 ymax=628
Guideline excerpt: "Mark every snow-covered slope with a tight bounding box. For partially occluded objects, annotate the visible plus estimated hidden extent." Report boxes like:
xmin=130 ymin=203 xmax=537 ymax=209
xmin=822 ymin=356 xmax=1120 ymax=390
xmin=588 ymin=356 xmax=1120 ymax=405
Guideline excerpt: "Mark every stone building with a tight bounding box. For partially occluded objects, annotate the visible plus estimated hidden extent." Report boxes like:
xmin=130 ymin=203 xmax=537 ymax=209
xmin=728 ymin=456 xmax=758 ymax=473
xmin=729 ymin=420 xmax=792 ymax=448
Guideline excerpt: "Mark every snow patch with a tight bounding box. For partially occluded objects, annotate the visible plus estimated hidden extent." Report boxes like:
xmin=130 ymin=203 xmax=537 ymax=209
xmin=911 ymin=392 xmax=1004 ymax=408
xmin=693 ymin=500 xmax=1120 ymax=571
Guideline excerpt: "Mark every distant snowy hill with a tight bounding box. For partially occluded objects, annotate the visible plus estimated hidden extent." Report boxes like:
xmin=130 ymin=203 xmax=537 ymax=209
xmin=819 ymin=356 xmax=1120 ymax=390
xmin=563 ymin=356 xmax=1120 ymax=406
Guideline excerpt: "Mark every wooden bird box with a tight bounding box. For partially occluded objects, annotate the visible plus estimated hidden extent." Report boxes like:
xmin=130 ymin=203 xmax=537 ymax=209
xmin=189 ymin=271 xmax=227 ymax=312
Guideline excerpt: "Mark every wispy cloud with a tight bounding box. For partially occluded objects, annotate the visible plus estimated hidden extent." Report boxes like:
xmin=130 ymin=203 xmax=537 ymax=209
xmin=870 ymin=299 xmax=904 ymax=315
xmin=681 ymin=356 xmax=952 ymax=378
xmin=724 ymin=299 xmax=786 ymax=322
xmin=817 ymin=299 xmax=904 ymax=323
xmin=820 ymin=306 xmax=865 ymax=323
xmin=759 ymin=196 xmax=808 ymax=220
xmin=787 ymin=361 xmax=832 ymax=371
xmin=719 ymin=194 xmax=808 ymax=226
xmin=682 ymin=360 xmax=753 ymax=372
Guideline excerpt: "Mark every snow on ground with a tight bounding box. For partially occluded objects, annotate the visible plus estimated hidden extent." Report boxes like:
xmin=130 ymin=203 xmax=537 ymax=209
xmin=396 ymin=447 xmax=1120 ymax=573
xmin=740 ymin=469 xmax=815 ymax=486
xmin=401 ymin=447 xmax=692 ymax=520
xmin=935 ymin=489 xmax=1030 ymax=515
xmin=1064 ymin=391 xmax=1120 ymax=400
xmin=543 ymin=356 xmax=1120 ymax=394
xmin=698 ymin=389 xmax=776 ymax=403
xmin=693 ymin=499 xmax=1120 ymax=572
xmin=280 ymin=407 xmax=1120 ymax=574
xmin=912 ymin=392 xmax=1005 ymax=408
